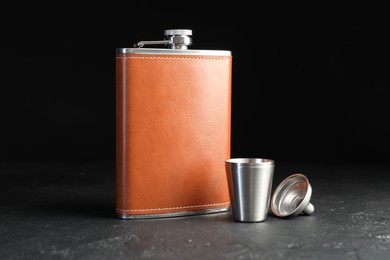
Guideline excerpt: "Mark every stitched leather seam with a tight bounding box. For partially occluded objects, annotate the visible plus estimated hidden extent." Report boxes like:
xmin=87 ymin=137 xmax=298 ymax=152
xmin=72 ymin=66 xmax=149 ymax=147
xmin=116 ymin=202 xmax=230 ymax=212
xmin=116 ymin=56 xmax=231 ymax=60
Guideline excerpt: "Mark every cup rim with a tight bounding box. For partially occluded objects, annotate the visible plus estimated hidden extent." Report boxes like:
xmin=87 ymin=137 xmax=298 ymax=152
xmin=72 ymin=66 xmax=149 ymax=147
xmin=225 ymin=158 xmax=274 ymax=165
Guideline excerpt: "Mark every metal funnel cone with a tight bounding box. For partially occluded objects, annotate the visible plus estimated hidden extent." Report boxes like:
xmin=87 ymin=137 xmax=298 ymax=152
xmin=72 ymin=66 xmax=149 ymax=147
xmin=271 ymin=173 xmax=315 ymax=217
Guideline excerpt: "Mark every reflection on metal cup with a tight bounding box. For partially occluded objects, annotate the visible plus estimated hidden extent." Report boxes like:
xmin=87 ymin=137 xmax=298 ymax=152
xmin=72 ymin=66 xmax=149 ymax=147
xmin=225 ymin=158 xmax=275 ymax=222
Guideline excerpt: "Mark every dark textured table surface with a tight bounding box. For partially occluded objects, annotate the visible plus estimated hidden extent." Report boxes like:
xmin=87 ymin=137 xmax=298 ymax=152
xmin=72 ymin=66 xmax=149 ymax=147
xmin=1 ymin=161 xmax=390 ymax=260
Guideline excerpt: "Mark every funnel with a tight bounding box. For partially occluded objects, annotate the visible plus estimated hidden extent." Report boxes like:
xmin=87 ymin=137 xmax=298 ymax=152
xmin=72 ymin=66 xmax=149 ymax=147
xmin=271 ymin=173 xmax=315 ymax=217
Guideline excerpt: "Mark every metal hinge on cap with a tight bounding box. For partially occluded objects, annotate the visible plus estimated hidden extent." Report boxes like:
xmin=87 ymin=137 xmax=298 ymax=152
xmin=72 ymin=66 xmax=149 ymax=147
xmin=133 ymin=29 xmax=192 ymax=49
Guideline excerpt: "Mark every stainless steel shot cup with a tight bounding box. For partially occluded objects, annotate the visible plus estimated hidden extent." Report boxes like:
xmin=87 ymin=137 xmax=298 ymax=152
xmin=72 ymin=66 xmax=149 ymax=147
xmin=225 ymin=158 xmax=275 ymax=222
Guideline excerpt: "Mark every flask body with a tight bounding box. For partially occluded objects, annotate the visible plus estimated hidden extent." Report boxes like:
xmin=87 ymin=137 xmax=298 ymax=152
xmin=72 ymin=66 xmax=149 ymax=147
xmin=116 ymin=48 xmax=232 ymax=219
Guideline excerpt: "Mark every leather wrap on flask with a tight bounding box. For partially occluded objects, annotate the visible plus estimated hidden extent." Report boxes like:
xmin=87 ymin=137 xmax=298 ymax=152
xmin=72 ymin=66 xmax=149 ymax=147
xmin=116 ymin=49 xmax=232 ymax=218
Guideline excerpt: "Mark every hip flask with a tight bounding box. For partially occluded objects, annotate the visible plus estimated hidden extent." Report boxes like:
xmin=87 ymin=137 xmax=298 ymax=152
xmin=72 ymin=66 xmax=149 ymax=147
xmin=116 ymin=29 xmax=232 ymax=219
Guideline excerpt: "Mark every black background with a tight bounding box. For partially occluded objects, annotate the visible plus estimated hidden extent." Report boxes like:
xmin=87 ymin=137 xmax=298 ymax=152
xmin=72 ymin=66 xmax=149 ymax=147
xmin=2 ymin=1 xmax=390 ymax=164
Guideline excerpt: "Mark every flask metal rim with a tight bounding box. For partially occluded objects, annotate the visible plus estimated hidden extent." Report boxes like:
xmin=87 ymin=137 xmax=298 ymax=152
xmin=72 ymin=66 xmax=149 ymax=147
xmin=116 ymin=48 xmax=232 ymax=56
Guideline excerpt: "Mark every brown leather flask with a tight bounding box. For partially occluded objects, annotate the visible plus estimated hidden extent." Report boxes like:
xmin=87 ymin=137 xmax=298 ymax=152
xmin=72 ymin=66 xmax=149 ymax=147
xmin=116 ymin=29 xmax=232 ymax=219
